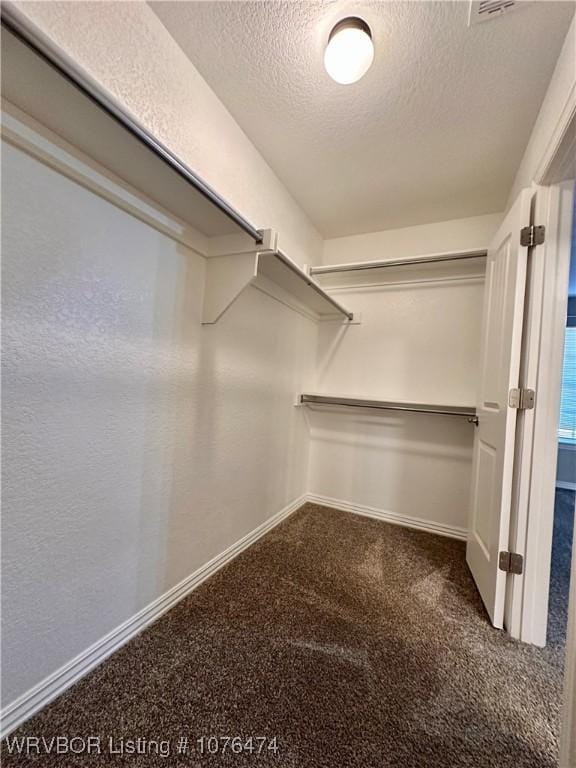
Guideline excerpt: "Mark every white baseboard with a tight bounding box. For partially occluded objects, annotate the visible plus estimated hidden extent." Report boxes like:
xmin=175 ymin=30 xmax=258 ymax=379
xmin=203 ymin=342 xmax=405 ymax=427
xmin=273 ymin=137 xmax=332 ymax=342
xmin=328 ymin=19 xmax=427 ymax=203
xmin=556 ymin=481 xmax=576 ymax=492
xmin=1 ymin=491 xmax=465 ymax=736
xmin=0 ymin=494 xmax=306 ymax=739
xmin=306 ymin=493 xmax=467 ymax=541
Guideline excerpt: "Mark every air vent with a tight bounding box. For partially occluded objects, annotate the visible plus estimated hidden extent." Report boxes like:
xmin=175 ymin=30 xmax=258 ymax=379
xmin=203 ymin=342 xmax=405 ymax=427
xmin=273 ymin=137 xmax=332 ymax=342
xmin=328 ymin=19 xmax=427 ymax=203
xmin=468 ymin=0 xmax=527 ymax=26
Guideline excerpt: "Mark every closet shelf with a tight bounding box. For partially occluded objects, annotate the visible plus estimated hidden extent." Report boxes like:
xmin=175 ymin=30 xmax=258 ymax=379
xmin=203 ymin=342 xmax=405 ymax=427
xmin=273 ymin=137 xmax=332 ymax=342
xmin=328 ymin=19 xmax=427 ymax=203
xmin=309 ymin=249 xmax=488 ymax=276
xmin=203 ymin=241 xmax=354 ymax=324
xmin=298 ymin=394 xmax=478 ymax=424
xmin=1 ymin=12 xmax=261 ymax=243
xmin=2 ymin=14 xmax=354 ymax=328
xmin=259 ymin=250 xmax=354 ymax=320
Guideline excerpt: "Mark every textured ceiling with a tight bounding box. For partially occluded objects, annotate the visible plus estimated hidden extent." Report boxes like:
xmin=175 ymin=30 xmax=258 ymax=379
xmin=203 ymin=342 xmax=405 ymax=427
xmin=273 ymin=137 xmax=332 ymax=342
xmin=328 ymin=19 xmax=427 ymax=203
xmin=150 ymin=1 xmax=574 ymax=238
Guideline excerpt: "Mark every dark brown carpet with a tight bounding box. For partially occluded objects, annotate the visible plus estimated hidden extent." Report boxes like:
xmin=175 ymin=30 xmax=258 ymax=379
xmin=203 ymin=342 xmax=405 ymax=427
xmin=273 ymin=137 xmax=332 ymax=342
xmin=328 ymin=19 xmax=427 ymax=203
xmin=547 ymin=488 xmax=575 ymax=648
xmin=1 ymin=503 xmax=567 ymax=767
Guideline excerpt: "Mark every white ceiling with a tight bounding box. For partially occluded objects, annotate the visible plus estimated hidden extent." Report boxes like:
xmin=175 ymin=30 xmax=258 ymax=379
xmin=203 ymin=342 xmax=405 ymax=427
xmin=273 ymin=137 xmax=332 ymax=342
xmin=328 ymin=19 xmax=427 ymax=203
xmin=150 ymin=1 xmax=574 ymax=238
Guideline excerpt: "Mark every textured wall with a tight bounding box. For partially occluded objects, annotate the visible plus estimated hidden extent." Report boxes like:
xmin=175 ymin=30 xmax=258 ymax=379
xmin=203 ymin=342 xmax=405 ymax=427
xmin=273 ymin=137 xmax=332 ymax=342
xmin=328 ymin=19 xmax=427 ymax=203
xmin=12 ymin=0 xmax=322 ymax=267
xmin=557 ymin=445 xmax=576 ymax=487
xmin=307 ymin=279 xmax=483 ymax=531
xmin=308 ymin=215 xmax=498 ymax=531
xmin=323 ymin=213 xmax=503 ymax=265
xmin=508 ymin=13 xmax=575 ymax=204
xmin=1 ymin=138 xmax=316 ymax=707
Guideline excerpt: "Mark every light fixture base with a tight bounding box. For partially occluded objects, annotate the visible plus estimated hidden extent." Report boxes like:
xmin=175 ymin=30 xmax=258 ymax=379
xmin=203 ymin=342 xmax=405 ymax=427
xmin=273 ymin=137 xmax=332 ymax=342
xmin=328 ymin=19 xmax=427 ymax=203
xmin=328 ymin=16 xmax=372 ymax=42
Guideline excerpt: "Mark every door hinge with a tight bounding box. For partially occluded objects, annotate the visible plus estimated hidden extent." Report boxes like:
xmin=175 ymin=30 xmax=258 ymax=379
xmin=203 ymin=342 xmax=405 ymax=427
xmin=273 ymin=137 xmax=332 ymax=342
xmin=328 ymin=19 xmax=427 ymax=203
xmin=499 ymin=551 xmax=523 ymax=575
xmin=509 ymin=387 xmax=535 ymax=410
xmin=520 ymin=225 xmax=545 ymax=247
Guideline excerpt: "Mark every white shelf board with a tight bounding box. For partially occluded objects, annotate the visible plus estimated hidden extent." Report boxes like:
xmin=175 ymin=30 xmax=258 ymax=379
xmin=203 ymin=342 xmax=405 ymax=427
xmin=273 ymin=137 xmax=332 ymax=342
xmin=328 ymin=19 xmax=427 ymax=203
xmin=1 ymin=24 xmax=254 ymax=240
xmin=257 ymin=251 xmax=353 ymax=320
xmin=310 ymin=249 xmax=488 ymax=276
xmin=202 ymin=248 xmax=353 ymax=324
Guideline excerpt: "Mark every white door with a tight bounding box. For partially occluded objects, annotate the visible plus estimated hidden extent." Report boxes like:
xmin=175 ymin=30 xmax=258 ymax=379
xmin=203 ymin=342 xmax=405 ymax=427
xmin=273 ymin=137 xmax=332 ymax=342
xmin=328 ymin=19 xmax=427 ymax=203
xmin=467 ymin=189 xmax=533 ymax=628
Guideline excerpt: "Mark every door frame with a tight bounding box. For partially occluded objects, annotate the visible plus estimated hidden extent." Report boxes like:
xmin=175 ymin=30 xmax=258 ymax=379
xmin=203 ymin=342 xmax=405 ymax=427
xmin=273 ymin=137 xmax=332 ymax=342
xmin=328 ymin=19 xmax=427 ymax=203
xmin=495 ymin=31 xmax=576 ymax=759
xmin=504 ymin=180 xmax=574 ymax=647
xmin=503 ymin=42 xmax=576 ymax=647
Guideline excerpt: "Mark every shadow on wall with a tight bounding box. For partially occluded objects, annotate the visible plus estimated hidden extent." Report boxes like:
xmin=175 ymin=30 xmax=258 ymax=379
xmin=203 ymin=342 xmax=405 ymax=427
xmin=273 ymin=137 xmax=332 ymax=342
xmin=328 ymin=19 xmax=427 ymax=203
xmin=315 ymin=277 xmax=484 ymax=406
xmin=307 ymin=406 xmax=474 ymax=532
xmin=154 ymin=263 xmax=318 ymax=595
xmin=307 ymin=266 xmax=482 ymax=533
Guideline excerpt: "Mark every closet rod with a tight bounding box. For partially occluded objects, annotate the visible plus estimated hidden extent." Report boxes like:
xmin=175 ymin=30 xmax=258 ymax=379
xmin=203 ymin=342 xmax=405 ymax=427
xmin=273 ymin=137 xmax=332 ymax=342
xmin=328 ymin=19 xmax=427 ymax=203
xmin=0 ymin=8 xmax=263 ymax=246
xmin=275 ymin=250 xmax=354 ymax=321
xmin=299 ymin=394 xmax=479 ymax=424
xmin=309 ymin=249 xmax=488 ymax=275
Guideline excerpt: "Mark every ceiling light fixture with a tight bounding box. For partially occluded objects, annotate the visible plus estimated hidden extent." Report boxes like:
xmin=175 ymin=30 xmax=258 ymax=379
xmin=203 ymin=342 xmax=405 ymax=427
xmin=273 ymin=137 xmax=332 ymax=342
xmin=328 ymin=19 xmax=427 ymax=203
xmin=324 ymin=17 xmax=374 ymax=85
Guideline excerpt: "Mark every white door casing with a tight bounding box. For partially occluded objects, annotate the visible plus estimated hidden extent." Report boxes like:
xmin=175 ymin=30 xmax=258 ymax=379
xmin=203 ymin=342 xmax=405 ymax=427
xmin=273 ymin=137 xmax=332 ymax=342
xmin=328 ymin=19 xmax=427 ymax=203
xmin=467 ymin=189 xmax=533 ymax=628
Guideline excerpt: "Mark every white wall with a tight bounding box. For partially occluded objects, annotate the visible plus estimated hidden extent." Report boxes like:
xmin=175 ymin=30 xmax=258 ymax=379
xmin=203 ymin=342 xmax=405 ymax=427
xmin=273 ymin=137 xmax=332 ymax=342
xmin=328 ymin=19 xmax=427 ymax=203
xmin=2 ymin=0 xmax=322 ymax=716
xmin=323 ymin=213 xmax=503 ymax=265
xmin=307 ymin=214 xmax=501 ymax=534
xmin=1 ymin=138 xmax=317 ymax=710
xmin=557 ymin=445 xmax=576 ymax=488
xmin=508 ymin=13 xmax=576 ymax=204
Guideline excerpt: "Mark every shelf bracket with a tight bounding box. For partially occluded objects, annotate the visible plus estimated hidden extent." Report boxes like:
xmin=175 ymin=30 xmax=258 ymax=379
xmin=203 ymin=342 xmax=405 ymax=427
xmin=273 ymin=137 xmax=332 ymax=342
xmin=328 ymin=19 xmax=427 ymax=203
xmin=201 ymin=251 xmax=258 ymax=324
xmin=201 ymin=230 xmax=277 ymax=324
xmin=202 ymin=230 xmax=353 ymax=325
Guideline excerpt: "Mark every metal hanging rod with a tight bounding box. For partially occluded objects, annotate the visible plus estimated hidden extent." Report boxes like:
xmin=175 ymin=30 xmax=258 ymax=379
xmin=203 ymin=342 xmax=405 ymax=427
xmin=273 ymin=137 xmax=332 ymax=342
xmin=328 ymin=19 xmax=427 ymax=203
xmin=0 ymin=7 xmax=263 ymax=245
xmin=309 ymin=249 xmax=488 ymax=276
xmin=299 ymin=394 xmax=478 ymax=424
xmin=275 ymin=251 xmax=354 ymax=321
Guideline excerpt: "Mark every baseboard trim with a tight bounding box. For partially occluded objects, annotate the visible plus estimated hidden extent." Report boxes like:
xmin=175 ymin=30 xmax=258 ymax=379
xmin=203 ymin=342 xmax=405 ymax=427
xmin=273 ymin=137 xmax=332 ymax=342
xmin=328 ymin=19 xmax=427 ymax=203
xmin=556 ymin=481 xmax=576 ymax=492
xmin=0 ymin=494 xmax=306 ymax=739
xmin=306 ymin=493 xmax=467 ymax=541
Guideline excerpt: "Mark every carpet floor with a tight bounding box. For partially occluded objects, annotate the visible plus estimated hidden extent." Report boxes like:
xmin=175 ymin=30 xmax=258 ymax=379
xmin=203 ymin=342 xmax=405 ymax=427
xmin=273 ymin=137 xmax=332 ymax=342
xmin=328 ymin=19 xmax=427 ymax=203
xmin=547 ymin=488 xmax=575 ymax=648
xmin=2 ymin=502 xmax=570 ymax=767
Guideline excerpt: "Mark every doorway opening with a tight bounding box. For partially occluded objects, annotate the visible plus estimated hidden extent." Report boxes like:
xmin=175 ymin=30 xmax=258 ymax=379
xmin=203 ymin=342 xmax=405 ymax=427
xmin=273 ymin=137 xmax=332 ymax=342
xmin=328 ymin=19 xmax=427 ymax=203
xmin=548 ymin=189 xmax=576 ymax=649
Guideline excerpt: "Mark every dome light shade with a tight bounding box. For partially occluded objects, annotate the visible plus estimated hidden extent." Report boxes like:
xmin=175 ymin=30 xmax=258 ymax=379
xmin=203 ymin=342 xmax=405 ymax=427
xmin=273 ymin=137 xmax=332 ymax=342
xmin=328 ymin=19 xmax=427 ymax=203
xmin=324 ymin=17 xmax=374 ymax=85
